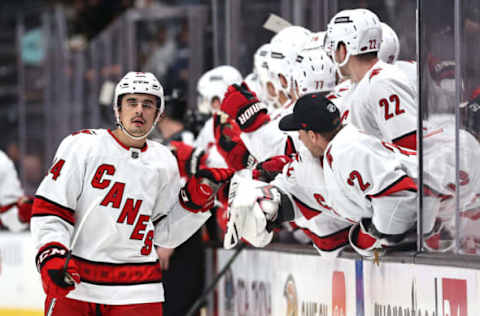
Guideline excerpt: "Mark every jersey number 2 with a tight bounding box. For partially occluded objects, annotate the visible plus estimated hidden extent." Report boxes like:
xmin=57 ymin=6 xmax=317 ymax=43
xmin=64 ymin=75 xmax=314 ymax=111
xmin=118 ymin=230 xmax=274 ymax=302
xmin=379 ymin=94 xmax=404 ymax=120
xmin=347 ymin=170 xmax=370 ymax=191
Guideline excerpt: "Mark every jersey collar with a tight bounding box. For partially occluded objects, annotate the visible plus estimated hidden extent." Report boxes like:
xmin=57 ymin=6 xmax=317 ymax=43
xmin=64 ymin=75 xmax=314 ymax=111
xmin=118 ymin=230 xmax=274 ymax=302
xmin=108 ymin=129 xmax=148 ymax=152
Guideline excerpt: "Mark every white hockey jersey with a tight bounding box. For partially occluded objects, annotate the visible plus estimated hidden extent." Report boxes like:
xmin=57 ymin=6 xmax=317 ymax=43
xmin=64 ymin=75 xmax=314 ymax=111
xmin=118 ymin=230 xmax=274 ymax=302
xmin=322 ymin=125 xmax=425 ymax=235
xmin=194 ymin=117 xmax=228 ymax=168
xmin=342 ymin=60 xmax=417 ymax=148
xmin=31 ymin=129 xmax=210 ymax=305
xmin=271 ymin=148 xmax=352 ymax=256
xmin=396 ymin=60 xmax=417 ymax=93
xmin=423 ymin=114 xmax=480 ymax=214
xmin=240 ymin=102 xmax=304 ymax=161
xmin=0 ymin=150 xmax=28 ymax=232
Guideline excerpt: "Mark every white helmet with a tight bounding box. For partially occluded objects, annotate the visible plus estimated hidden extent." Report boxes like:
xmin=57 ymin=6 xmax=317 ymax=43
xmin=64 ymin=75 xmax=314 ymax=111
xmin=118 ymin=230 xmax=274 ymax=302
xmin=253 ymin=43 xmax=271 ymax=84
xmin=266 ymin=26 xmax=312 ymax=107
xmin=252 ymin=43 xmax=277 ymax=108
xmin=113 ymin=71 xmax=164 ymax=140
xmin=292 ymin=48 xmax=336 ymax=97
xmin=302 ymin=31 xmax=327 ymax=52
xmin=378 ymin=22 xmax=400 ymax=64
xmin=325 ymin=9 xmax=382 ymax=67
xmin=197 ymin=65 xmax=242 ymax=114
xmin=267 ymin=42 xmax=297 ymax=104
xmin=270 ymin=25 xmax=312 ymax=47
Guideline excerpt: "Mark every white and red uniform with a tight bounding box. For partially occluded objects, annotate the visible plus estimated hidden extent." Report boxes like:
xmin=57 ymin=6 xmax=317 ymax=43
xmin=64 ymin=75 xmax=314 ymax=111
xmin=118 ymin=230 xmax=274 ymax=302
xmin=322 ymin=125 xmax=446 ymax=235
xmin=240 ymin=104 xmax=302 ymax=162
xmin=0 ymin=150 xmax=28 ymax=232
xmin=423 ymin=115 xmax=480 ymax=241
xmin=31 ymin=129 xmax=210 ymax=305
xmin=341 ymin=60 xmax=417 ymax=149
xmin=396 ymin=60 xmax=417 ymax=93
xmin=271 ymin=148 xmax=352 ymax=256
xmin=194 ymin=117 xmax=228 ymax=168
xmin=241 ymin=87 xmax=350 ymax=162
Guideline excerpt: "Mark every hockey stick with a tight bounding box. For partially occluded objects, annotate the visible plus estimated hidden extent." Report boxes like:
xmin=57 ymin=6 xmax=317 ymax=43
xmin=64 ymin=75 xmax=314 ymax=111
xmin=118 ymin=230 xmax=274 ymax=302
xmin=185 ymin=242 xmax=247 ymax=316
xmin=46 ymin=196 xmax=102 ymax=316
xmin=262 ymin=14 xmax=292 ymax=33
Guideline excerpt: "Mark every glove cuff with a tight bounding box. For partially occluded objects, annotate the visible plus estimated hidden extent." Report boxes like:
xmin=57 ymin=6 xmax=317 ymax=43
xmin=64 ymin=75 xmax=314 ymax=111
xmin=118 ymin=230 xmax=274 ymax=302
xmin=36 ymin=242 xmax=69 ymax=272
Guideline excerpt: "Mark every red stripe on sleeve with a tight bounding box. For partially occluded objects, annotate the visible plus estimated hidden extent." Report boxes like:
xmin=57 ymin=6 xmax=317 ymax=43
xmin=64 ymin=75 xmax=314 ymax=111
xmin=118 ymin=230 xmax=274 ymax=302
xmin=284 ymin=135 xmax=297 ymax=155
xmin=392 ymin=131 xmax=416 ymax=150
xmin=291 ymin=195 xmax=322 ymax=220
xmin=368 ymin=176 xmax=418 ymax=199
xmin=32 ymin=196 xmax=75 ymax=225
xmin=0 ymin=202 xmax=16 ymax=214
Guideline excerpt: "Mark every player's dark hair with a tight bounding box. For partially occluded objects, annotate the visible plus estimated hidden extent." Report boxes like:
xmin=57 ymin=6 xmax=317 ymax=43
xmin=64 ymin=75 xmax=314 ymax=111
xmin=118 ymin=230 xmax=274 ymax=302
xmin=319 ymin=124 xmax=344 ymax=141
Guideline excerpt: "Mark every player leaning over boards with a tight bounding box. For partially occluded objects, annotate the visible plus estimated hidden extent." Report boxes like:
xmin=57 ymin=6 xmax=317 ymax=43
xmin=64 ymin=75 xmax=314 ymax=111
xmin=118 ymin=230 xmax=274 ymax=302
xmin=31 ymin=72 xmax=233 ymax=316
xmin=227 ymin=94 xmax=448 ymax=259
xmin=278 ymin=94 xmax=448 ymax=257
xmin=325 ymin=9 xmax=417 ymax=150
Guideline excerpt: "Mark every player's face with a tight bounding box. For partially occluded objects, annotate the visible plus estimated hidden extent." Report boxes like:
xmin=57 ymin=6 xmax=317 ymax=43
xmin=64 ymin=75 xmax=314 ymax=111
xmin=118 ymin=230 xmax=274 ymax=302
xmin=211 ymin=97 xmax=221 ymax=111
xmin=119 ymin=93 xmax=158 ymax=137
xmin=266 ymin=81 xmax=277 ymax=98
xmin=298 ymin=130 xmax=321 ymax=157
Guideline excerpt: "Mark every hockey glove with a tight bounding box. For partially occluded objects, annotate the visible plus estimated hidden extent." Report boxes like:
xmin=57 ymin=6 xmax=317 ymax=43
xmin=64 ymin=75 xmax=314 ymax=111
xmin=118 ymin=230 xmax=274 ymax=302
xmin=349 ymin=218 xmax=406 ymax=259
xmin=169 ymin=141 xmax=207 ymax=178
xmin=253 ymin=155 xmax=293 ymax=182
xmin=17 ymin=195 xmax=34 ymax=223
xmin=213 ymin=112 xmax=256 ymax=170
xmin=423 ymin=218 xmax=454 ymax=252
xmin=220 ymin=83 xmax=270 ymax=132
xmin=36 ymin=242 xmax=80 ymax=298
xmin=180 ymin=167 xmax=235 ymax=213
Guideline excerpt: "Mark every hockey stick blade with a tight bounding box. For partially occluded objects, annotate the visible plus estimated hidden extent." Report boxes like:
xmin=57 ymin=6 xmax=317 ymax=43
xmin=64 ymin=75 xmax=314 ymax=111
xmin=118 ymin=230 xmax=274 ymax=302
xmin=263 ymin=14 xmax=292 ymax=33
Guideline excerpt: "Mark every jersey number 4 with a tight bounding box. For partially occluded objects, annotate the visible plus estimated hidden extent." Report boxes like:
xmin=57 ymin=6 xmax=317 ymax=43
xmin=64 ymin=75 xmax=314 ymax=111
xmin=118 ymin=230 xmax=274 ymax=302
xmin=49 ymin=159 xmax=65 ymax=180
xmin=379 ymin=94 xmax=405 ymax=120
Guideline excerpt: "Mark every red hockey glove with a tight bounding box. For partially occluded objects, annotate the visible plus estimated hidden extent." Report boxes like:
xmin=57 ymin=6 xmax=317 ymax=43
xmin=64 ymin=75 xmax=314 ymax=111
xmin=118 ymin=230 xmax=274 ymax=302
xmin=36 ymin=242 xmax=80 ymax=298
xmin=349 ymin=218 xmax=406 ymax=259
xmin=169 ymin=141 xmax=207 ymax=178
xmin=253 ymin=155 xmax=293 ymax=182
xmin=213 ymin=113 xmax=256 ymax=170
xmin=423 ymin=218 xmax=454 ymax=252
xmin=220 ymin=83 xmax=270 ymax=132
xmin=17 ymin=195 xmax=34 ymax=223
xmin=180 ymin=168 xmax=235 ymax=213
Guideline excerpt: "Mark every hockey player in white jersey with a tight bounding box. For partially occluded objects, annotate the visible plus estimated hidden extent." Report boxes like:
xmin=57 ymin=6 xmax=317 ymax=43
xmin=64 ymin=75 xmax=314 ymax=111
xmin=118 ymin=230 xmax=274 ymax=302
xmin=278 ymin=93 xmax=449 ymax=257
xmin=194 ymin=65 xmax=243 ymax=169
xmin=225 ymin=93 xmax=449 ymax=258
xmin=220 ymin=47 xmax=336 ymax=163
xmin=30 ymin=72 xmax=233 ymax=315
xmin=0 ymin=150 xmax=32 ymax=231
xmin=378 ymin=22 xmax=417 ymax=91
xmin=325 ymin=9 xmax=417 ymax=150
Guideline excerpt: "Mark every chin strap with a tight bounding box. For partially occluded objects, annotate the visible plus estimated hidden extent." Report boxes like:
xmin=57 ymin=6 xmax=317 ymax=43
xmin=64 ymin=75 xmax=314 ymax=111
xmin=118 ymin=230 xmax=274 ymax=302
xmin=333 ymin=50 xmax=351 ymax=80
xmin=115 ymin=107 xmax=161 ymax=141
xmin=117 ymin=122 xmax=154 ymax=140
